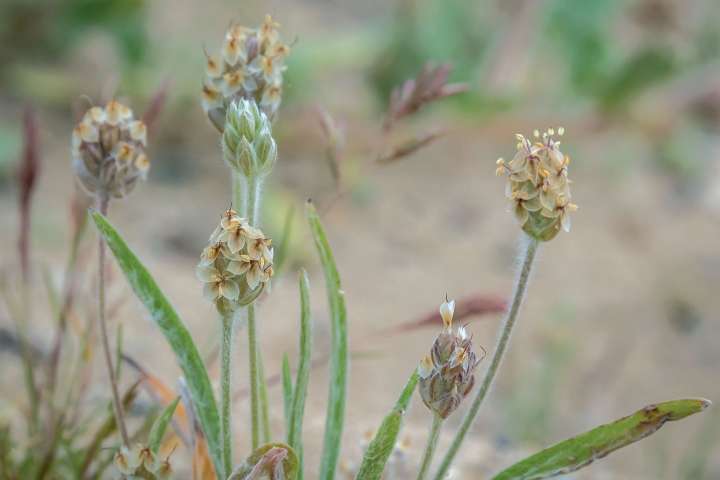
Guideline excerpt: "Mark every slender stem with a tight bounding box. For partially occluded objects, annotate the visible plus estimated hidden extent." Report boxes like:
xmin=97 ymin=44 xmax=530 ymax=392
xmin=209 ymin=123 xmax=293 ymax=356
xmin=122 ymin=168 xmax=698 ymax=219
xmin=232 ymin=172 xmax=249 ymax=218
xmin=417 ymin=413 xmax=443 ymax=480
xmin=433 ymin=235 xmax=539 ymax=480
xmin=247 ymin=303 xmax=260 ymax=450
xmin=245 ymin=173 xmax=270 ymax=448
xmin=220 ymin=313 xmax=233 ymax=478
xmin=247 ymin=174 xmax=262 ymax=226
xmin=96 ymin=193 xmax=129 ymax=446
xmin=258 ymin=354 xmax=271 ymax=443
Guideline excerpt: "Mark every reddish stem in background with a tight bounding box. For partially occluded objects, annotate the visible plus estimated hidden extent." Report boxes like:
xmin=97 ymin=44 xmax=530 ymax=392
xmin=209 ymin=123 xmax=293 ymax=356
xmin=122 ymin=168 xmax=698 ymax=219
xmin=142 ymin=79 xmax=172 ymax=131
xmin=18 ymin=106 xmax=40 ymax=283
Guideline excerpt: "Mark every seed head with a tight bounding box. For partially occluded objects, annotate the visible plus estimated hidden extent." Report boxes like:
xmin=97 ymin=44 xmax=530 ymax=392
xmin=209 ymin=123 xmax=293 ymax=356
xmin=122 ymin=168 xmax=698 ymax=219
xmin=202 ymin=15 xmax=289 ymax=131
xmin=113 ymin=444 xmax=143 ymax=476
xmin=222 ymin=99 xmax=277 ymax=178
xmin=496 ymin=128 xmax=577 ymax=241
xmin=71 ymin=100 xmax=149 ymax=199
xmin=197 ymin=208 xmax=274 ymax=314
xmin=418 ymin=298 xmax=482 ymax=419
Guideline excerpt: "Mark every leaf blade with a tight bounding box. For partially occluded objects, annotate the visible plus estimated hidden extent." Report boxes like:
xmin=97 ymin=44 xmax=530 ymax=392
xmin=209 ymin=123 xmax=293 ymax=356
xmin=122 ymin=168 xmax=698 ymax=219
xmin=288 ymin=269 xmax=314 ymax=480
xmin=91 ymin=211 xmax=222 ymax=475
xmin=282 ymin=353 xmax=293 ymax=436
xmin=148 ymin=396 xmax=181 ymax=455
xmin=306 ymin=202 xmax=348 ymax=480
xmin=355 ymin=371 xmax=419 ymax=480
xmin=492 ymin=398 xmax=711 ymax=480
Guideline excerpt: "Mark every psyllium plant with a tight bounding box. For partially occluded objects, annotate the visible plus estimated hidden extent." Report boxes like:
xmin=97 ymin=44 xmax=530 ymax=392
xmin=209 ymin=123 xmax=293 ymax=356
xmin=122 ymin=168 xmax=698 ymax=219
xmin=69 ymin=14 xmax=710 ymax=480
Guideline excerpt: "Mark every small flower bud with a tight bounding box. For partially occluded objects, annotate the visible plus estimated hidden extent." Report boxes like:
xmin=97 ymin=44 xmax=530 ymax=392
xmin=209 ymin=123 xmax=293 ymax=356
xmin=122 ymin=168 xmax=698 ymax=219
xmin=71 ymin=100 xmax=149 ymax=199
xmin=201 ymin=15 xmax=289 ymax=131
xmin=197 ymin=208 xmax=274 ymax=314
xmin=222 ymin=99 xmax=278 ymax=178
xmin=496 ymin=128 xmax=577 ymax=241
xmin=418 ymin=298 xmax=482 ymax=419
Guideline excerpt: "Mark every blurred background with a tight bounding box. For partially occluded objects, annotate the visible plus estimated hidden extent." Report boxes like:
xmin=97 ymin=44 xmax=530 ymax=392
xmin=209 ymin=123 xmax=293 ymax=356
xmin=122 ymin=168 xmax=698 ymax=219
xmin=1 ymin=0 xmax=719 ymax=478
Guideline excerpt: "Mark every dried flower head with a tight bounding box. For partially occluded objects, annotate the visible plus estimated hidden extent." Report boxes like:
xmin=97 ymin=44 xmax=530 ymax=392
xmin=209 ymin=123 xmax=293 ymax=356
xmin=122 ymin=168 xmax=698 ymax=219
xmin=496 ymin=128 xmax=577 ymax=241
xmin=418 ymin=298 xmax=482 ymax=419
xmin=113 ymin=444 xmax=143 ymax=476
xmin=222 ymin=99 xmax=277 ymax=178
xmin=71 ymin=100 xmax=149 ymax=199
xmin=202 ymin=15 xmax=289 ymax=131
xmin=197 ymin=208 xmax=274 ymax=314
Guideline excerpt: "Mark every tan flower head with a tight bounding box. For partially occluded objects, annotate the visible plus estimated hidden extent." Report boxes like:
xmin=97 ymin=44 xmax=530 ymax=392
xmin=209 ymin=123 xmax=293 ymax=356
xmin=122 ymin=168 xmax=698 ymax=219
xmin=496 ymin=127 xmax=577 ymax=241
xmin=418 ymin=298 xmax=482 ymax=419
xmin=72 ymin=100 xmax=149 ymax=199
xmin=113 ymin=444 xmax=143 ymax=476
xmin=197 ymin=208 xmax=274 ymax=313
xmin=202 ymin=14 xmax=289 ymax=132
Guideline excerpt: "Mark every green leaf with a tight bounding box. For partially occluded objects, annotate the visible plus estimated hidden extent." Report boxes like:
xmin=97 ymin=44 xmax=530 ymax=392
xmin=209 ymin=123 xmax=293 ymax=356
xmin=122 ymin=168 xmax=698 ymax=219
xmin=274 ymin=205 xmax=296 ymax=274
xmin=355 ymin=371 xmax=419 ymax=480
xmin=288 ymin=269 xmax=314 ymax=480
xmin=148 ymin=396 xmax=180 ymax=455
xmin=282 ymin=353 xmax=293 ymax=436
xmin=492 ymin=398 xmax=712 ymax=480
xmin=306 ymin=202 xmax=348 ymax=480
xmin=90 ymin=211 xmax=222 ymax=475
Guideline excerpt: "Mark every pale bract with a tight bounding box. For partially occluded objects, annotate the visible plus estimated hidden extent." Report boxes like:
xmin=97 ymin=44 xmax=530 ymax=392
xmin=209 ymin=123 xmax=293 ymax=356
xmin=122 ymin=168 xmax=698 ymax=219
xmin=202 ymin=15 xmax=289 ymax=132
xmin=496 ymin=128 xmax=577 ymax=241
xmin=197 ymin=208 xmax=274 ymax=314
xmin=71 ymin=100 xmax=149 ymax=199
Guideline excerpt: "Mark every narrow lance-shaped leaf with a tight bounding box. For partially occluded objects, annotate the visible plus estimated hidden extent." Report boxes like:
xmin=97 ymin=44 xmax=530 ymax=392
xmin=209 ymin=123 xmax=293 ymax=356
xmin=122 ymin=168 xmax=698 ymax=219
xmin=306 ymin=201 xmax=348 ymax=480
xmin=492 ymin=398 xmax=712 ymax=480
xmin=91 ymin=211 xmax=222 ymax=475
xmin=288 ymin=269 xmax=314 ymax=480
xmin=355 ymin=371 xmax=419 ymax=480
xmin=282 ymin=353 xmax=293 ymax=435
xmin=148 ymin=396 xmax=181 ymax=455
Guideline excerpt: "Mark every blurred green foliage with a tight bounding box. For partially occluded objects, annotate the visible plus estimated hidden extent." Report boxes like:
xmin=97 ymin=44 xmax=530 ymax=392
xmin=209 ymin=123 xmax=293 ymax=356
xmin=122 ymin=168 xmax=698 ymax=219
xmin=368 ymin=0 xmax=488 ymax=104
xmin=0 ymin=0 xmax=148 ymax=75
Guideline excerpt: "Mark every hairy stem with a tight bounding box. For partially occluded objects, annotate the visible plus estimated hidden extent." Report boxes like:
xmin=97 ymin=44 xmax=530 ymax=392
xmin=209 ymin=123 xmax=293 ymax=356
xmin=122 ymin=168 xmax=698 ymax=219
xmin=232 ymin=172 xmax=248 ymax=218
xmin=247 ymin=303 xmax=260 ymax=450
xmin=245 ymin=173 xmax=269 ymax=448
xmin=417 ymin=413 xmax=443 ymax=480
xmin=433 ymin=235 xmax=539 ymax=479
xmin=220 ymin=313 xmax=233 ymax=478
xmin=258 ymin=354 xmax=271 ymax=443
xmin=96 ymin=193 xmax=129 ymax=446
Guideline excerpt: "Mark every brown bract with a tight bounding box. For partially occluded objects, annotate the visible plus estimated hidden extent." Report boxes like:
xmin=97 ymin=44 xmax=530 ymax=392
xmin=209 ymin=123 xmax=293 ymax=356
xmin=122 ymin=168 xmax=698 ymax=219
xmin=418 ymin=299 xmax=482 ymax=419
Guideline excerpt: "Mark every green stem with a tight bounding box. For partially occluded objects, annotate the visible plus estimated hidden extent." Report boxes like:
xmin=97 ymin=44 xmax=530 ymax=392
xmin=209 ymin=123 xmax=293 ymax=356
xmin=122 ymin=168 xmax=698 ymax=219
xmin=247 ymin=174 xmax=262 ymax=225
xmin=232 ymin=172 xmax=248 ymax=217
xmin=96 ymin=193 xmax=130 ymax=446
xmin=433 ymin=235 xmax=539 ymax=479
xmin=247 ymin=303 xmax=260 ymax=450
xmin=258 ymin=354 xmax=271 ymax=443
xmin=417 ymin=413 xmax=443 ymax=480
xmin=246 ymin=173 xmax=270 ymax=448
xmin=220 ymin=313 xmax=233 ymax=478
